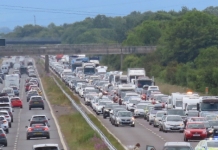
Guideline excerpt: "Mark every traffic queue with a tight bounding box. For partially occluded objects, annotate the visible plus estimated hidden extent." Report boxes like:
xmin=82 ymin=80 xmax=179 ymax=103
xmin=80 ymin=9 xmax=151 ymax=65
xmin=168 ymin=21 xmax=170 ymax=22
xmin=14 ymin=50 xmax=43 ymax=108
xmin=48 ymin=54 xmax=218 ymax=150
xmin=0 ymin=57 xmax=62 ymax=150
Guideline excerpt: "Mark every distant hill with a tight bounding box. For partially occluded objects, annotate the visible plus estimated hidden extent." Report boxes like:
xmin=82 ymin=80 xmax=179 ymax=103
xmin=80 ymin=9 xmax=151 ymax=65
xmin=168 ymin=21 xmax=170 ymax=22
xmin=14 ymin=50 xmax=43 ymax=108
xmin=0 ymin=27 xmax=11 ymax=34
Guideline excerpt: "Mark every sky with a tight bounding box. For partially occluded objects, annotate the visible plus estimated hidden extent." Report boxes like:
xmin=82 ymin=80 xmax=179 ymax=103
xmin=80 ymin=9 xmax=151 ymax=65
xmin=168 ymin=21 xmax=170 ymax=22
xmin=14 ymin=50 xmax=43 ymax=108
xmin=0 ymin=0 xmax=218 ymax=30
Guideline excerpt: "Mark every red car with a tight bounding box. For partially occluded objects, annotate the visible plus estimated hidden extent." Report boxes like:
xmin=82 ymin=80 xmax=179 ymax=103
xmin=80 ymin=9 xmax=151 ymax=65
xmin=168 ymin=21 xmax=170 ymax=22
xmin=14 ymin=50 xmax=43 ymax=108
xmin=25 ymin=83 xmax=34 ymax=92
xmin=11 ymin=97 xmax=23 ymax=108
xmin=184 ymin=122 xmax=207 ymax=141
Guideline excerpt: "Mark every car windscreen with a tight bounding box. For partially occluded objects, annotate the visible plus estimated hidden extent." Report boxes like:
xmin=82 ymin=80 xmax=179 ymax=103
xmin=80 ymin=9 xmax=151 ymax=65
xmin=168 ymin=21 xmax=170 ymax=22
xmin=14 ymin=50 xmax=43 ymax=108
xmin=157 ymin=112 xmax=166 ymax=117
xmin=34 ymin=147 xmax=58 ymax=150
xmin=0 ymin=98 xmax=9 ymax=103
xmin=203 ymin=122 xmax=211 ymax=128
xmin=0 ymin=117 xmax=4 ymax=121
xmin=207 ymin=141 xmax=218 ymax=147
xmin=167 ymin=116 xmax=183 ymax=121
xmin=163 ymin=147 xmax=192 ymax=150
xmin=2 ymin=89 xmax=12 ymax=94
xmin=167 ymin=110 xmax=185 ymax=116
xmin=187 ymin=123 xmax=205 ymax=129
xmin=187 ymin=111 xmax=198 ymax=117
xmin=86 ymin=89 xmax=98 ymax=93
xmin=150 ymin=110 xmax=159 ymax=114
xmin=187 ymin=105 xmax=197 ymax=110
xmin=206 ymin=115 xmax=217 ymax=121
xmin=118 ymin=112 xmax=132 ymax=117
xmin=129 ymin=100 xmax=139 ymax=104
xmin=209 ymin=121 xmax=218 ymax=127
xmin=136 ymin=105 xmax=146 ymax=109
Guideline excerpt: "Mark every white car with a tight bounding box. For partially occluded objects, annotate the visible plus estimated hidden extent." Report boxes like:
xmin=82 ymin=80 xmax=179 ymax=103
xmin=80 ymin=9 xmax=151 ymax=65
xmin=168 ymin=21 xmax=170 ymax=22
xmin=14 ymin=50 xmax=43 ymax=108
xmin=32 ymin=144 xmax=63 ymax=150
xmin=1 ymin=88 xmax=14 ymax=97
xmin=0 ymin=115 xmax=9 ymax=133
xmin=133 ymin=103 xmax=148 ymax=118
xmin=95 ymin=101 xmax=113 ymax=115
xmin=0 ymin=111 xmax=12 ymax=128
xmin=126 ymin=99 xmax=140 ymax=111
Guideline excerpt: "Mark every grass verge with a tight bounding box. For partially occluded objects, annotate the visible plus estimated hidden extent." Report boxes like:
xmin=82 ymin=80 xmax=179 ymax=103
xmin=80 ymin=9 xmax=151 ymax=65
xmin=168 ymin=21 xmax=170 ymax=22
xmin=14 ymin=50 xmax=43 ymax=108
xmin=35 ymin=58 xmax=109 ymax=150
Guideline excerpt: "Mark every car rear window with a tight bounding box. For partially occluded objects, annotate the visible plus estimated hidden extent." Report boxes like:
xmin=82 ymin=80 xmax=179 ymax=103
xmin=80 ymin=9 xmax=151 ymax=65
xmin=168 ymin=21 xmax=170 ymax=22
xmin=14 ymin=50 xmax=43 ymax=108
xmin=0 ymin=117 xmax=4 ymax=121
xmin=0 ymin=98 xmax=9 ymax=103
xmin=31 ymin=97 xmax=42 ymax=101
xmin=0 ymin=104 xmax=10 ymax=107
xmin=34 ymin=147 xmax=58 ymax=150
xmin=11 ymin=98 xmax=20 ymax=101
xmin=0 ymin=112 xmax=8 ymax=116
xmin=33 ymin=116 xmax=46 ymax=120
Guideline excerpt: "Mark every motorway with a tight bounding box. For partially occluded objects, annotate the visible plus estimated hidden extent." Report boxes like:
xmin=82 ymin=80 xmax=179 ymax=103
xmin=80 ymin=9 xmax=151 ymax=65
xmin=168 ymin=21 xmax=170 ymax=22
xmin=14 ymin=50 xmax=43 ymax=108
xmin=49 ymin=67 xmax=200 ymax=150
xmin=1 ymin=61 xmax=63 ymax=150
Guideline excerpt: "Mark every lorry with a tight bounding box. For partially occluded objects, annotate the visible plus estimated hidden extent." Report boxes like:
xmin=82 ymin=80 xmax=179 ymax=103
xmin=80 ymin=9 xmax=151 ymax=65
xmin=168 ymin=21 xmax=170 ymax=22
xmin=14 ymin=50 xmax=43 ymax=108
xmin=108 ymin=71 xmax=122 ymax=86
xmin=134 ymin=77 xmax=155 ymax=94
xmin=69 ymin=55 xmax=89 ymax=72
xmin=127 ymin=68 xmax=146 ymax=83
xmin=82 ymin=62 xmax=95 ymax=75
xmin=5 ymin=74 xmax=20 ymax=89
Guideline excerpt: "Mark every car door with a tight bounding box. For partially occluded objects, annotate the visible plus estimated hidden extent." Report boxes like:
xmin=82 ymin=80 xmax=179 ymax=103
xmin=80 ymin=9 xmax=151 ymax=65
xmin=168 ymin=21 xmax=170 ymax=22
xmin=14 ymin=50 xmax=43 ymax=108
xmin=146 ymin=145 xmax=156 ymax=150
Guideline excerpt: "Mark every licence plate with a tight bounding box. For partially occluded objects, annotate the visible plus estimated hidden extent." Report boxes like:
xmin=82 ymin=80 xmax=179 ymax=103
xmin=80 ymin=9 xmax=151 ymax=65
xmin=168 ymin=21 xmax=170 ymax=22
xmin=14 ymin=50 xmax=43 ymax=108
xmin=193 ymin=134 xmax=200 ymax=136
xmin=34 ymin=102 xmax=39 ymax=104
xmin=34 ymin=133 xmax=42 ymax=135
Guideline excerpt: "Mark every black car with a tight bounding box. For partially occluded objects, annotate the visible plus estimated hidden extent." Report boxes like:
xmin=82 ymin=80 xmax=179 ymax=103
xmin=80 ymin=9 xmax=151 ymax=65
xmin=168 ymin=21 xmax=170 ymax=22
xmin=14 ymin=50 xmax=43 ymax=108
xmin=29 ymin=96 xmax=44 ymax=110
xmin=0 ymin=73 xmax=4 ymax=80
xmin=102 ymin=103 xmax=119 ymax=119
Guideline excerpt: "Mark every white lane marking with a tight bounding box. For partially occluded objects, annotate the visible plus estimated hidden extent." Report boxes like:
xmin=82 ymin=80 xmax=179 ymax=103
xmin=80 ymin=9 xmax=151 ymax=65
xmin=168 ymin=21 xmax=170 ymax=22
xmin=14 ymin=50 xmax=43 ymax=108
xmin=34 ymin=59 xmax=68 ymax=150
xmin=136 ymin=120 xmax=166 ymax=142
xmin=14 ymin=109 xmax=21 ymax=150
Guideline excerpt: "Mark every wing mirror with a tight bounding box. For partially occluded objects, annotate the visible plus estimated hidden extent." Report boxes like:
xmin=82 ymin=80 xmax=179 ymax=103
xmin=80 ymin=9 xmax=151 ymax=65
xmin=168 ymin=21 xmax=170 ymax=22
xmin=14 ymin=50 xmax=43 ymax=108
xmin=12 ymin=110 xmax=14 ymax=112
xmin=28 ymin=119 xmax=30 ymax=121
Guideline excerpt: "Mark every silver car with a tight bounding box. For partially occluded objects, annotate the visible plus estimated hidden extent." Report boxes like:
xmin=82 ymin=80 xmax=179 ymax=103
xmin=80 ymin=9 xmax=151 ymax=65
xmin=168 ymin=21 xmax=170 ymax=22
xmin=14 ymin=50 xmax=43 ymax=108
xmin=162 ymin=115 xmax=184 ymax=133
xmin=133 ymin=103 xmax=148 ymax=118
xmin=153 ymin=111 xmax=166 ymax=127
xmin=114 ymin=111 xmax=135 ymax=127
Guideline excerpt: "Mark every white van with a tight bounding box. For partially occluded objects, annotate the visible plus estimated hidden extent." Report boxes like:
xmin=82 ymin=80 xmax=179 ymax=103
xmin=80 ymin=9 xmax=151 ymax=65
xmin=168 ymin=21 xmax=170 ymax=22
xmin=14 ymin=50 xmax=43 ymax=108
xmin=13 ymin=63 xmax=20 ymax=70
xmin=32 ymin=144 xmax=63 ymax=150
xmin=5 ymin=74 xmax=20 ymax=89
xmin=1 ymin=65 xmax=9 ymax=74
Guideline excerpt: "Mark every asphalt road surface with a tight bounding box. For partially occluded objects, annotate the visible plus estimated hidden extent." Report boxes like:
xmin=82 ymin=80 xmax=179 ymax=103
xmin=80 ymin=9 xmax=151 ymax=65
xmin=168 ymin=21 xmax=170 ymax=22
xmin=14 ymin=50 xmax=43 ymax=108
xmin=2 ymin=65 xmax=63 ymax=150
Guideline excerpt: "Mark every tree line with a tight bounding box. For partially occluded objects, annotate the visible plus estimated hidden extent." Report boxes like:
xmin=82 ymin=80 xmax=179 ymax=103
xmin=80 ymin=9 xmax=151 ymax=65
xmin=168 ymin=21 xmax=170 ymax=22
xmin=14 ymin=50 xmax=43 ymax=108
xmin=2 ymin=6 xmax=218 ymax=94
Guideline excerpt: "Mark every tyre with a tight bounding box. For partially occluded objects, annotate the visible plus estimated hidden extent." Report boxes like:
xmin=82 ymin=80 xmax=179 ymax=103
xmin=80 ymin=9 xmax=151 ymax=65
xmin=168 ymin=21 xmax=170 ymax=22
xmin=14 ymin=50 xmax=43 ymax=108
xmin=9 ymin=123 xmax=11 ymax=128
xmin=4 ymin=143 xmax=7 ymax=147
xmin=159 ymin=127 xmax=161 ymax=131
xmin=131 ymin=124 xmax=135 ymax=127
xmin=42 ymin=107 xmax=44 ymax=110
xmin=184 ymin=136 xmax=188 ymax=141
xmin=27 ymin=137 xmax=30 ymax=140
xmin=47 ymin=136 xmax=50 ymax=139
xmin=153 ymin=123 xmax=156 ymax=127
xmin=29 ymin=107 xmax=31 ymax=110
xmin=11 ymin=118 xmax=13 ymax=123
xmin=149 ymin=122 xmax=152 ymax=125
xmin=6 ymin=129 xmax=9 ymax=134
xmin=20 ymin=106 xmax=23 ymax=108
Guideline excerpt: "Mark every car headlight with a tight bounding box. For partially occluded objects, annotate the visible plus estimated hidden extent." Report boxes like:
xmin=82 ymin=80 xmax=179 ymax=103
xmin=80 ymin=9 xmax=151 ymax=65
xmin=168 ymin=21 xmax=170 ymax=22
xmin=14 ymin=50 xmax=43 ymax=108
xmin=186 ymin=130 xmax=191 ymax=134
xmin=180 ymin=124 xmax=184 ymax=126
xmin=209 ymin=129 xmax=214 ymax=133
xmin=131 ymin=117 xmax=135 ymax=121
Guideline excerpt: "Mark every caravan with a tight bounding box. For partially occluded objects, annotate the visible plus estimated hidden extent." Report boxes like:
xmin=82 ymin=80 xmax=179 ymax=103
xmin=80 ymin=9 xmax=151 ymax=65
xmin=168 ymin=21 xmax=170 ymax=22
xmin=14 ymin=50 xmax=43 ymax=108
xmin=5 ymin=74 xmax=20 ymax=89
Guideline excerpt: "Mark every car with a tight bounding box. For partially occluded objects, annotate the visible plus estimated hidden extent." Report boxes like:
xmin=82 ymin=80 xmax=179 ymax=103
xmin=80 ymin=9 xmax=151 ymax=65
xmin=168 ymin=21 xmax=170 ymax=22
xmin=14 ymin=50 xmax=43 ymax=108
xmin=133 ymin=103 xmax=147 ymax=118
xmin=26 ymin=123 xmax=50 ymax=140
xmin=32 ymin=144 xmax=63 ymax=150
xmin=184 ymin=122 xmax=207 ymax=141
xmin=0 ymin=128 xmax=7 ymax=146
xmin=102 ymin=103 xmax=119 ymax=119
xmin=10 ymin=86 xmax=19 ymax=96
xmin=10 ymin=97 xmax=23 ymax=108
xmin=0 ymin=111 xmax=12 ymax=128
xmin=29 ymin=115 xmax=50 ymax=127
xmin=25 ymin=82 xmax=35 ymax=92
xmin=0 ymin=107 xmax=14 ymax=122
xmin=26 ymin=90 xmax=39 ymax=102
xmin=114 ymin=111 xmax=135 ymax=127
xmin=95 ymin=101 xmax=113 ymax=115
xmin=147 ymin=142 xmax=193 ymax=150
xmin=162 ymin=115 xmax=184 ymax=133
xmin=0 ymin=115 xmax=9 ymax=134
xmin=29 ymin=96 xmax=44 ymax=110
xmin=110 ymin=107 xmax=126 ymax=125
xmin=195 ymin=139 xmax=218 ymax=149
xmin=153 ymin=111 xmax=167 ymax=127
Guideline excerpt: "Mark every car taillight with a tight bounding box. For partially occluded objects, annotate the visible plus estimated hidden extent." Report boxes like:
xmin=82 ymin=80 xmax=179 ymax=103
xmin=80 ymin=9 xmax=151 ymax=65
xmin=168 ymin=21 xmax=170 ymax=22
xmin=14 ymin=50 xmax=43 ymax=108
xmin=0 ymin=134 xmax=5 ymax=137
xmin=28 ymin=128 xmax=33 ymax=132
xmin=5 ymin=116 xmax=9 ymax=118
xmin=44 ymin=127 xmax=49 ymax=131
xmin=44 ymin=120 xmax=48 ymax=122
xmin=3 ymin=121 xmax=7 ymax=124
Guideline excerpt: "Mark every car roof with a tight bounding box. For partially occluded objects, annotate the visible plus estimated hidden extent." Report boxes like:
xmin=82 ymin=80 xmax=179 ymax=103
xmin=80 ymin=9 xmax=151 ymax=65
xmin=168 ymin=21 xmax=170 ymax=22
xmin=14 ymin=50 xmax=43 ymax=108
xmin=32 ymin=115 xmax=46 ymax=117
xmin=164 ymin=142 xmax=191 ymax=146
xmin=33 ymin=144 xmax=59 ymax=148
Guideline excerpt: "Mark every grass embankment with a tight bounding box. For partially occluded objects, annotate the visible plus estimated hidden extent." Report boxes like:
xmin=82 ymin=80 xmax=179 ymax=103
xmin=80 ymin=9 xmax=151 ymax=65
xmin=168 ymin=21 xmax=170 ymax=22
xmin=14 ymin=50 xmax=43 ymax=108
xmin=48 ymin=64 xmax=125 ymax=150
xmin=35 ymin=59 xmax=108 ymax=150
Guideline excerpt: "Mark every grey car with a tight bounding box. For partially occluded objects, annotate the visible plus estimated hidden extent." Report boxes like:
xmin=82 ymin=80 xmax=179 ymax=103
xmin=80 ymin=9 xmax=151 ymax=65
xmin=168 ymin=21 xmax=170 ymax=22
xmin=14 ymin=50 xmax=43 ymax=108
xmin=162 ymin=115 xmax=184 ymax=133
xmin=114 ymin=111 xmax=135 ymax=127
xmin=153 ymin=111 xmax=166 ymax=127
xmin=110 ymin=108 xmax=126 ymax=125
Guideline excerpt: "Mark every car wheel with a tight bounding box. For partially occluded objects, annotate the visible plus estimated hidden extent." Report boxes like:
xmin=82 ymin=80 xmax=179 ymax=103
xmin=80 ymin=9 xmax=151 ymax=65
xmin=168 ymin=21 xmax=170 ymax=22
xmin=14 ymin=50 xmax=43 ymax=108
xmin=29 ymin=107 xmax=31 ymax=110
xmin=42 ymin=107 xmax=44 ymax=110
xmin=184 ymin=136 xmax=188 ymax=141
xmin=4 ymin=143 xmax=7 ymax=147
xmin=131 ymin=124 xmax=135 ymax=127
xmin=103 ymin=115 xmax=106 ymax=119
xmin=153 ymin=123 xmax=156 ymax=127
xmin=6 ymin=129 xmax=9 ymax=134
xmin=9 ymin=123 xmax=11 ymax=128
xmin=27 ymin=137 xmax=30 ymax=140
xmin=159 ymin=127 xmax=161 ymax=131
xmin=47 ymin=136 xmax=50 ymax=139
xmin=11 ymin=118 xmax=13 ymax=123
xmin=96 ymin=112 xmax=99 ymax=115
xmin=20 ymin=106 xmax=23 ymax=108
xmin=149 ymin=122 xmax=152 ymax=125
